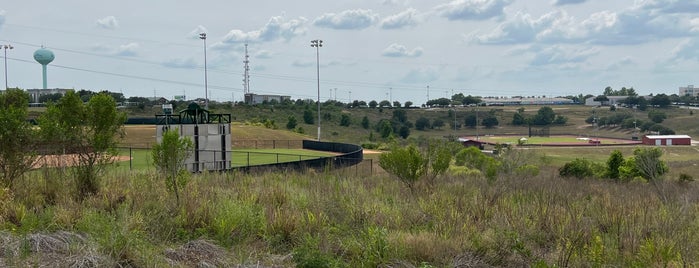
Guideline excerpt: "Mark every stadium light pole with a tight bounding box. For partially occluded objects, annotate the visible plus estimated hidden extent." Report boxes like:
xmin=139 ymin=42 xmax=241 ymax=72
xmin=2 ymin=44 xmax=13 ymax=90
xmin=199 ymin=33 xmax=208 ymax=110
xmin=311 ymin=39 xmax=323 ymax=141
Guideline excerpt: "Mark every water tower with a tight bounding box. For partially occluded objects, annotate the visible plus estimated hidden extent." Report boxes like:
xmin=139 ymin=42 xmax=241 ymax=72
xmin=33 ymin=47 xmax=55 ymax=89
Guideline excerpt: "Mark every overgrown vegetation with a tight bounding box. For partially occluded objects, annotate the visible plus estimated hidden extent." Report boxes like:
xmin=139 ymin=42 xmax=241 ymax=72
xmin=39 ymin=91 xmax=126 ymax=199
xmin=2 ymin=142 xmax=698 ymax=266
xmin=152 ymin=128 xmax=193 ymax=205
xmin=0 ymin=89 xmax=37 ymax=189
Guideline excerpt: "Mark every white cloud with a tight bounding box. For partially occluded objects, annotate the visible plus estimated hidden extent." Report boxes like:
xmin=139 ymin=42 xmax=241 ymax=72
xmin=401 ymin=67 xmax=440 ymax=83
xmin=162 ymin=57 xmax=198 ymax=69
xmin=552 ymin=0 xmax=586 ymax=6
xmin=474 ymin=11 xmax=544 ymax=44
xmin=434 ymin=0 xmax=513 ymax=21
xmin=254 ymin=50 xmax=273 ymax=59
xmin=313 ymin=9 xmax=379 ymax=30
xmin=188 ymin=25 xmax=208 ymax=39
xmin=605 ymin=56 xmax=635 ymax=71
xmin=89 ymin=42 xmax=139 ymax=56
xmin=95 ymin=16 xmax=119 ymax=30
xmin=218 ymin=15 xmax=308 ymax=45
xmin=115 ymin=43 xmax=139 ymax=56
xmin=671 ymin=38 xmax=699 ymax=61
xmin=0 ymin=10 xmax=5 ymax=28
xmin=291 ymin=60 xmax=313 ymax=67
xmin=381 ymin=43 xmax=423 ymax=57
xmin=636 ymin=0 xmax=699 ymax=14
xmin=474 ymin=5 xmax=696 ymax=46
xmin=528 ymin=45 xmax=598 ymax=66
xmin=380 ymin=8 xmax=419 ymax=29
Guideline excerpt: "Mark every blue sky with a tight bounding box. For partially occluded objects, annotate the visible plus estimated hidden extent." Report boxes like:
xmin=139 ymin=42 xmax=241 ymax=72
xmin=1 ymin=0 xmax=698 ymax=105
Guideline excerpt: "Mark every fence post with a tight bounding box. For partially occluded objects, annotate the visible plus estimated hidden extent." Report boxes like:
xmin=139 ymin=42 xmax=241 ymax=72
xmin=276 ymin=153 xmax=279 ymax=164
xmin=129 ymin=147 xmax=133 ymax=170
xmin=247 ymin=152 xmax=250 ymax=166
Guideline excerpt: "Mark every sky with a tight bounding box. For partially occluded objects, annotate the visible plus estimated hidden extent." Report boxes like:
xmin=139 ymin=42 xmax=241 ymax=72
xmin=1 ymin=0 xmax=698 ymax=105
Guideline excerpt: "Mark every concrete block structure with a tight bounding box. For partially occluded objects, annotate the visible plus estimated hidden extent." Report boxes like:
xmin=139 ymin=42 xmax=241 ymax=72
xmin=156 ymin=103 xmax=232 ymax=172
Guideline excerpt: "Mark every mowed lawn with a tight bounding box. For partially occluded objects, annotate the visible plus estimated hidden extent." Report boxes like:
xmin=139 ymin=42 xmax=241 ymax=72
xmin=114 ymin=148 xmax=336 ymax=170
xmin=471 ymin=135 xmax=638 ymax=145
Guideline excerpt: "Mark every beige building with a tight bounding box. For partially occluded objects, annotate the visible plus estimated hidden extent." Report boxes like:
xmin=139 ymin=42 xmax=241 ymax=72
xmin=26 ymin=88 xmax=70 ymax=103
xmin=680 ymin=85 xmax=698 ymax=97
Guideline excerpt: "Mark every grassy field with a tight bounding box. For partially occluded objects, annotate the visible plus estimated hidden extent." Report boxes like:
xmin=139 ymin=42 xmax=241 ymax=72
xmin=472 ymin=135 xmax=638 ymax=145
xmin=114 ymin=148 xmax=336 ymax=170
xmin=6 ymin=104 xmax=698 ymax=266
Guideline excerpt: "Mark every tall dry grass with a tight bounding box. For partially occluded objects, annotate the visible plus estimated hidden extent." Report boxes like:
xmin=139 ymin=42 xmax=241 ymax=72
xmin=1 ymin=159 xmax=699 ymax=266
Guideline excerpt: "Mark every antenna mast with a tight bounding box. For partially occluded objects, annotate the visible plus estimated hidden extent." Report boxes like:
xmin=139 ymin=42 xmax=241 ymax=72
xmin=243 ymin=43 xmax=250 ymax=94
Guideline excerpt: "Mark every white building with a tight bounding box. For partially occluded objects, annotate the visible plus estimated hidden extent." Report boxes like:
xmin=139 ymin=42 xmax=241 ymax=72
xmin=244 ymin=93 xmax=291 ymax=104
xmin=680 ymin=85 xmax=698 ymax=97
xmin=26 ymin=88 xmax=70 ymax=103
xmin=584 ymin=96 xmax=631 ymax=106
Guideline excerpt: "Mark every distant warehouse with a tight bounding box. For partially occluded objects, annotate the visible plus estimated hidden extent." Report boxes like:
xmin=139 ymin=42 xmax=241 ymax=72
xmin=642 ymin=135 xmax=692 ymax=146
xmin=481 ymin=97 xmax=574 ymax=106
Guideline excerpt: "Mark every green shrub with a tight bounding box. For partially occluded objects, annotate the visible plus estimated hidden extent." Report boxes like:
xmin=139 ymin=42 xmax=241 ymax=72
xmin=379 ymin=144 xmax=427 ymax=193
xmin=559 ymin=158 xmax=598 ymax=179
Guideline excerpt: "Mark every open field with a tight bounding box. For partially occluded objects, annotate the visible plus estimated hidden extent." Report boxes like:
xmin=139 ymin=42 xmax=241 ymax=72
xmin=467 ymin=134 xmax=641 ymax=145
xmin=111 ymin=148 xmax=336 ymax=171
xmin=5 ymin=105 xmax=699 ymax=267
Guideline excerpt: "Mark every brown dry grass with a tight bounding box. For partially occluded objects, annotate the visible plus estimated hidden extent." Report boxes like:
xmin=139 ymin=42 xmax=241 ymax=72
xmin=33 ymin=154 xmax=131 ymax=168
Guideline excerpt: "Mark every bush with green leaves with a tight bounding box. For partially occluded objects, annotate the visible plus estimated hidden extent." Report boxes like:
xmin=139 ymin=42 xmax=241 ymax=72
xmin=39 ymin=91 xmax=126 ymax=199
xmin=303 ymin=109 xmax=314 ymax=124
xmin=152 ymin=128 xmax=194 ymax=205
xmin=361 ymin=116 xmax=370 ymax=129
xmin=379 ymin=144 xmax=426 ymax=192
xmin=339 ymin=114 xmax=351 ymax=126
xmin=648 ymin=110 xmax=667 ymax=123
xmin=606 ymin=150 xmax=624 ymax=180
xmin=0 ymin=89 xmax=37 ymax=189
xmin=415 ymin=117 xmax=431 ymax=130
xmin=559 ymin=158 xmax=601 ymax=179
xmin=286 ymin=115 xmax=297 ymax=130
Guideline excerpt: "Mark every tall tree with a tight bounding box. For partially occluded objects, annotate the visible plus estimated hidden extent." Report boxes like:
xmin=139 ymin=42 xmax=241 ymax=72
xmin=303 ymin=109 xmax=314 ymax=124
xmin=339 ymin=114 xmax=351 ymax=127
xmin=533 ymin=106 xmax=556 ymax=125
xmin=361 ymin=116 xmax=370 ymax=129
xmin=392 ymin=109 xmax=408 ymax=123
xmin=606 ymin=150 xmax=624 ymax=180
xmin=0 ymin=89 xmax=37 ymax=188
xmin=39 ymin=91 xmax=126 ymax=199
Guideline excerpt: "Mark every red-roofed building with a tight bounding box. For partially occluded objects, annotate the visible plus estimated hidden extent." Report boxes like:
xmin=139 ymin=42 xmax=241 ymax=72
xmin=642 ymin=135 xmax=691 ymax=146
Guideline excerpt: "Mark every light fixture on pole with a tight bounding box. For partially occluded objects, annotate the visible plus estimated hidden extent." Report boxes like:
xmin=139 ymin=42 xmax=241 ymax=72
xmin=199 ymin=33 xmax=209 ymax=110
xmin=311 ymin=39 xmax=323 ymax=141
xmin=2 ymin=44 xmax=13 ymax=90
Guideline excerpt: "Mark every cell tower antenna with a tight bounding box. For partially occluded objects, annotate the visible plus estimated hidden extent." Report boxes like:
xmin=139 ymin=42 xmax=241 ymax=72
xmin=243 ymin=43 xmax=250 ymax=94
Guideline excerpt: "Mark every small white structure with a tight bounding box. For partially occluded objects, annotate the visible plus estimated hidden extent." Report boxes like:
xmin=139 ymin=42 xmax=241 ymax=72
xmin=156 ymin=103 xmax=232 ymax=172
xmin=584 ymin=96 xmax=631 ymax=106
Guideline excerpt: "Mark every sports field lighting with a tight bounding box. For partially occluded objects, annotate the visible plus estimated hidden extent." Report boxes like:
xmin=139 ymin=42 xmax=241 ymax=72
xmin=2 ymin=44 xmax=14 ymax=90
xmin=311 ymin=39 xmax=323 ymax=141
xmin=200 ymin=33 xmax=209 ymax=110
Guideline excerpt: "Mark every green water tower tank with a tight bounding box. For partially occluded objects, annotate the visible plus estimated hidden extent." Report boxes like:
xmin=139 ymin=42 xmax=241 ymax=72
xmin=33 ymin=47 xmax=55 ymax=89
xmin=33 ymin=48 xmax=55 ymax=65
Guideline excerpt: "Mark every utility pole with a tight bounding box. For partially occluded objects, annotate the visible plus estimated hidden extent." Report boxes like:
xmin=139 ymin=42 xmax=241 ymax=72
xmin=243 ymin=43 xmax=250 ymax=94
xmin=426 ymin=85 xmax=430 ymax=106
